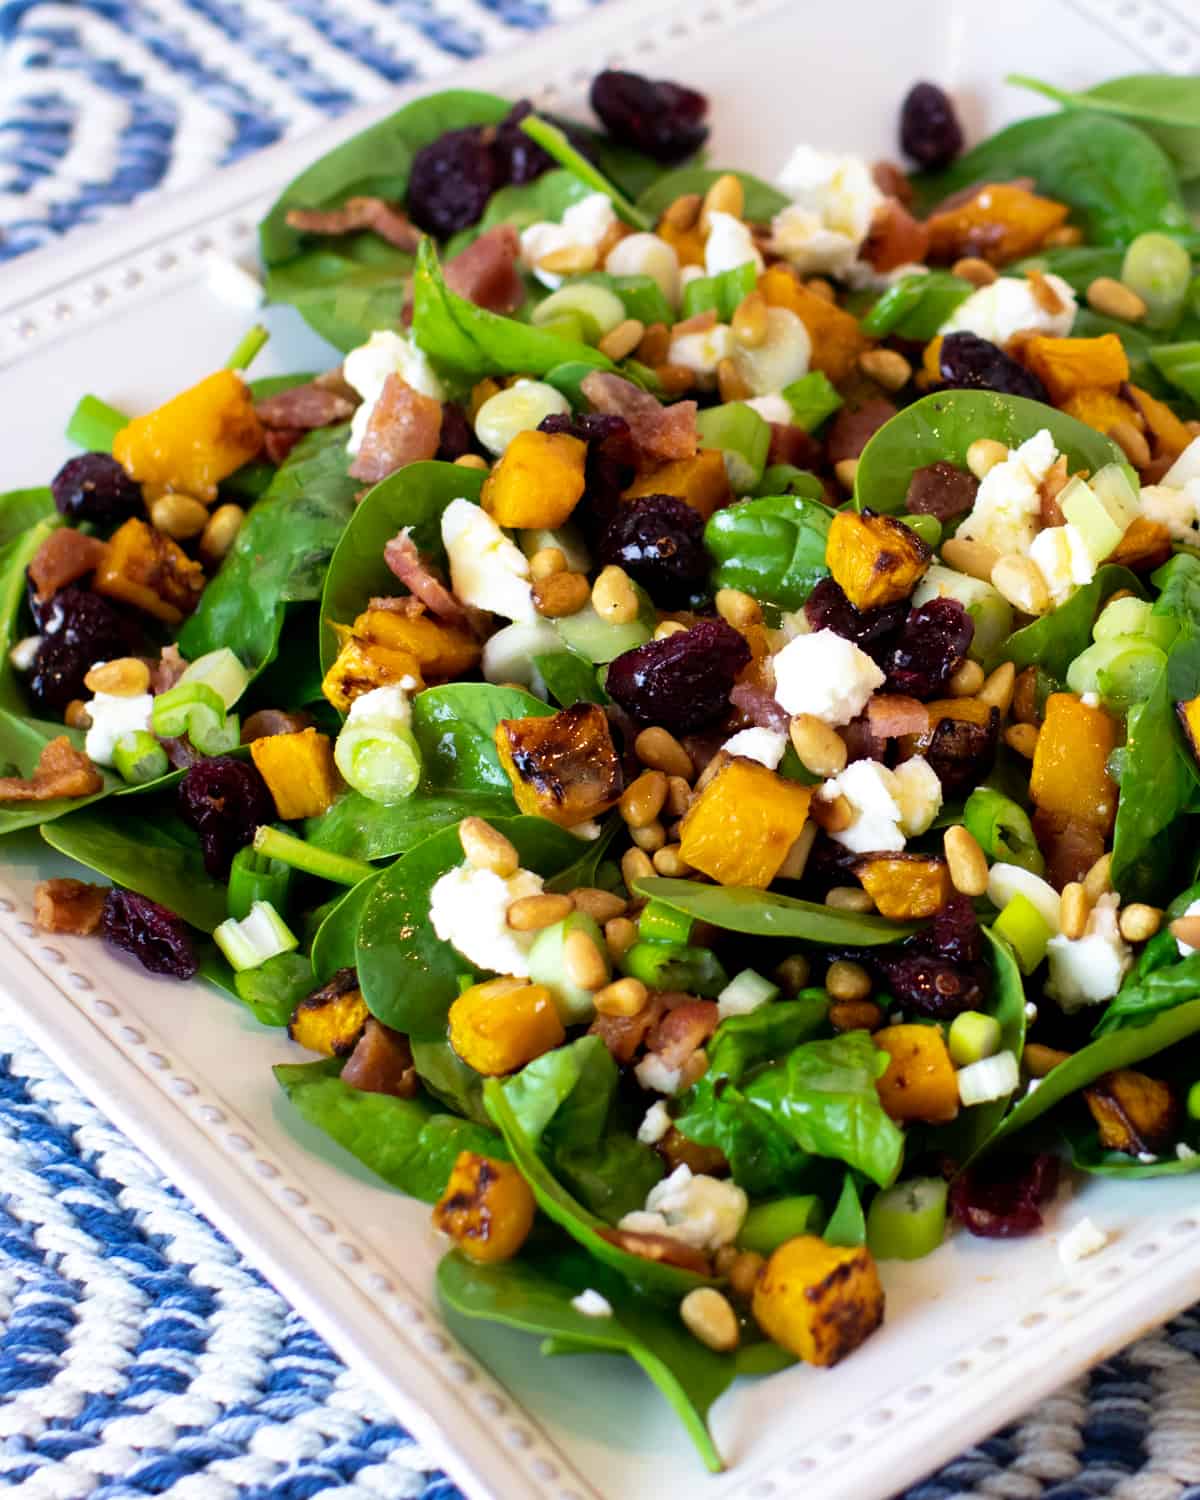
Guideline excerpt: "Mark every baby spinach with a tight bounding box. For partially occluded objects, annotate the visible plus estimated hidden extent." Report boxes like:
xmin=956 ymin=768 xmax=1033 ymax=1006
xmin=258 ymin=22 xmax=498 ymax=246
xmin=234 ymin=951 xmax=314 ymax=1028
xmin=305 ymin=787 xmax=514 ymax=863
xmin=1150 ymin=341 xmax=1200 ymax=405
xmin=1009 ymin=74 xmax=1200 ymax=182
xmin=263 ymin=239 xmax=415 ymax=355
xmin=445 ymin=169 xmax=593 ymax=258
xmin=823 ymin=1172 xmax=867 ymax=1248
xmin=518 ymin=114 xmax=651 ymax=230
xmin=1095 ymin=952 xmax=1200 ymax=1035
xmin=635 ymin=876 xmax=918 ymax=945
xmin=0 ymin=488 xmax=54 ymax=549
xmin=860 ymin=272 xmax=973 ymax=340
xmin=411 ymin=1038 xmax=491 ymax=1125
xmin=309 ymin=871 xmax=381 ymax=981
xmin=543 ymin=816 xmax=621 ymax=895
xmin=1009 ymin=246 xmax=1125 ymax=296
xmin=1000 ymin=565 xmax=1143 ymax=680
xmin=410 ymin=682 xmax=552 ymax=794
xmin=0 ymin=710 xmax=128 ymax=838
xmin=854 ymin=391 xmax=1128 ymax=516
xmin=534 ymin=650 xmax=608 ymax=707
xmin=704 ymin=492 xmax=834 ymax=608
xmin=636 ymin=167 xmax=788 ymax=224
xmin=1067 ymin=1126 xmax=1200 ymax=1177
xmin=275 ymin=1058 xmax=503 ymax=1202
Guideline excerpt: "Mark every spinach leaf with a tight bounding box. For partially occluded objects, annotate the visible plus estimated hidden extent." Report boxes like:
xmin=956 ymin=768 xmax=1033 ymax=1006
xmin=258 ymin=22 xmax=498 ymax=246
xmin=275 ymin=1058 xmax=503 ymax=1202
xmin=636 ymin=167 xmax=788 ymax=223
xmin=704 ymin=493 xmax=834 ymax=608
xmin=1095 ymin=951 xmax=1200 ymax=1034
xmin=263 ymin=238 xmax=415 ymax=354
xmin=534 ymin=650 xmax=608 ymax=707
xmin=356 ymin=816 xmax=582 ymax=1039
xmin=854 ymin=390 xmax=1128 ymax=516
xmin=1067 ymin=1124 xmax=1200 ymax=1177
xmin=305 ymin=787 xmax=514 ymax=862
xmin=1000 ymin=565 xmax=1143 ymax=680
xmin=543 ymin=816 xmax=621 ymax=895
xmin=635 ymin=876 xmax=918 ymax=945
xmin=1150 ymin=341 xmax=1200 ymax=406
xmin=234 ymin=952 xmax=314 ymax=1028
xmin=823 ymin=1173 xmax=867 ymax=1248
xmin=1009 ymin=74 xmax=1200 ymax=182
xmin=860 ymin=272 xmax=973 ymax=339
xmin=309 ymin=872 xmax=381 ymax=981
xmin=445 ymin=169 xmax=594 ymax=257
xmin=0 ymin=710 xmax=125 ymax=837
xmin=517 ymin=115 xmax=651 ymax=230
xmin=410 ymin=682 xmax=552 ymax=794
xmin=0 ymin=488 xmax=54 ymax=549
xmin=1008 ymin=246 xmax=1125 ymax=296
xmin=912 ymin=110 xmax=1190 ymax=246
xmin=411 ymin=1038 xmax=491 ymax=1124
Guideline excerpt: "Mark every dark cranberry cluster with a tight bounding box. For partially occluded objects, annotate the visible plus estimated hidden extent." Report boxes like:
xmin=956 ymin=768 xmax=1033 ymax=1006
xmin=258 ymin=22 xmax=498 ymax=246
xmin=597 ymin=494 xmax=709 ymax=607
xmin=589 ymin=71 xmax=709 ymax=163
xmin=806 ymin=580 xmax=974 ymax=702
xmin=871 ymin=896 xmax=990 ymax=1020
xmin=27 ymin=587 xmax=143 ymax=712
xmin=939 ymin=332 xmax=1050 ymax=403
xmin=177 ymin=757 xmax=275 ymax=878
xmin=950 ymin=1153 xmax=1060 ymax=1238
xmin=102 ymin=888 xmax=198 ymax=979
xmin=898 ymin=81 xmax=963 ymax=170
xmin=606 ymin=618 xmax=750 ymax=733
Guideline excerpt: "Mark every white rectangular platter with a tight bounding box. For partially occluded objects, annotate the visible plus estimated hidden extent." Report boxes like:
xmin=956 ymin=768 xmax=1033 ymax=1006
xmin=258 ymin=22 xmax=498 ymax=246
xmin=3 ymin=1 xmax=1200 ymax=1496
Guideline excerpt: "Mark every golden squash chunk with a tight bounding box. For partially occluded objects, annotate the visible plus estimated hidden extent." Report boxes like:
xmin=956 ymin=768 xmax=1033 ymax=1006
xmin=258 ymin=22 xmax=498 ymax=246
xmin=825 ymin=509 xmax=931 ymax=611
xmin=433 ymin=1151 xmax=536 ymax=1262
xmin=355 ymin=608 xmax=481 ymax=681
xmin=1107 ymin=514 xmax=1172 ymax=572
xmin=1179 ymin=697 xmax=1200 ymax=764
xmin=1085 ymin=1068 xmax=1178 ymax=1156
xmin=481 ymin=429 xmax=587 ymax=529
xmin=752 ymin=1235 xmax=885 ymax=1366
xmin=854 ymin=854 xmax=952 ymax=921
xmin=495 ymin=703 xmax=623 ymax=827
xmin=758 ymin=264 xmax=869 ymax=383
xmin=1060 ymin=386 xmax=1137 ymax=438
xmin=113 ymin=369 xmax=263 ymax=501
xmin=448 ymin=977 xmax=565 ymax=1076
xmin=925 ymin=182 xmax=1069 ymax=265
xmin=624 ymin=449 xmax=732 ymax=521
xmin=321 ymin=632 xmax=423 ymax=714
xmin=679 ymin=757 xmax=813 ymax=889
xmin=1030 ymin=693 xmax=1118 ymax=834
xmin=288 ymin=968 xmax=369 ymax=1057
xmin=1128 ymin=384 xmax=1193 ymax=461
xmin=94 ymin=517 xmax=204 ymax=624
xmin=873 ymin=1024 xmax=959 ymax=1124
xmin=250 ymin=727 xmax=340 ymax=821
xmin=1022 ymin=334 xmax=1129 ymax=405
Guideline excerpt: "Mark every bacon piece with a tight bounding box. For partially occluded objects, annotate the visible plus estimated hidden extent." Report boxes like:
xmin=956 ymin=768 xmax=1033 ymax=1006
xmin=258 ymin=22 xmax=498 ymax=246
xmin=264 ymin=428 xmax=305 ymax=466
xmin=581 ymin=372 xmax=698 ymax=463
xmin=867 ymin=695 xmax=929 ymax=739
xmin=589 ymin=991 xmax=669 ymax=1065
xmin=872 ymin=160 xmax=913 ymax=207
xmin=368 ymin=594 xmax=426 ymax=618
xmin=444 ymin=224 xmax=523 ymax=314
xmin=0 ymin=736 xmax=103 ymax=802
xmin=150 ymin=643 xmax=188 ymax=695
xmin=383 ymin=528 xmax=474 ymax=630
xmin=33 ymin=877 xmax=107 ymax=935
xmin=314 ymin=366 xmax=359 ymax=403
xmin=905 ymin=461 xmax=978 ymax=520
xmin=647 ymin=999 xmax=719 ymax=1071
xmin=1032 ymin=808 xmax=1105 ymax=892
xmin=730 ymin=681 xmax=788 ymax=732
xmin=255 ymin=383 xmax=356 ymax=431
xmin=767 ymin=422 xmax=820 ymax=470
xmin=340 ymin=1019 xmax=418 ymax=1098
xmin=596 ymin=1227 xmax=713 ymax=1276
xmin=285 ymin=197 xmax=421 ymax=251
xmin=28 ymin=529 xmax=107 ymax=603
xmin=842 ymin=712 xmax=886 ymax=764
xmin=827 ymin=399 xmax=897 ymax=464
xmin=862 ymin=197 xmax=930 ymax=272
xmin=349 ymin=374 xmax=443 ymax=484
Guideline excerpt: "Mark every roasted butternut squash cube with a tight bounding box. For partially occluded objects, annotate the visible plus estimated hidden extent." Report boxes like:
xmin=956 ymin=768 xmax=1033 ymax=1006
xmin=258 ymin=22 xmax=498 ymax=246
xmin=93 ymin=517 xmax=205 ymax=624
xmin=113 ymin=369 xmax=264 ymax=501
xmin=1030 ymin=693 xmax=1118 ymax=834
xmin=1107 ymin=514 xmax=1172 ymax=572
xmin=826 ymin=508 xmax=931 ymax=611
xmin=495 ymin=703 xmax=622 ymax=827
xmin=854 ymin=854 xmax=952 ymax=920
xmin=481 ymin=429 xmax=587 ymax=529
xmin=448 ymin=976 xmax=565 ymax=1076
xmin=1178 ymin=697 xmax=1200 ymax=764
xmin=624 ymin=449 xmax=732 ymax=521
xmin=925 ymin=183 xmax=1070 ymax=266
xmin=356 ymin=607 xmax=481 ymax=680
xmin=656 ymin=216 xmax=706 ymax=267
xmin=873 ymin=1024 xmax=959 ymax=1124
xmin=1084 ymin=1068 xmax=1178 ymax=1156
xmin=679 ymin=757 xmax=813 ymax=889
xmin=758 ymin=264 xmax=869 ymax=383
xmin=752 ymin=1235 xmax=885 ymax=1366
xmin=1128 ymin=384 xmax=1192 ymax=460
xmin=433 ymin=1151 xmax=536 ymax=1261
xmin=1060 ymin=387 xmax=1138 ymax=438
xmin=250 ymin=727 xmax=340 ymax=820
xmin=921 ymin=335 xmax=944 ymax=386
xmin=1022 ymin=334 xmax=1129 ymax=405
xmin=901 ymin=696 xmax=997 ymax=756
xmin=288 ymin=968 xmax=369 ymax=1057
xmin=321 ymin=631 xmax=423 ymax=714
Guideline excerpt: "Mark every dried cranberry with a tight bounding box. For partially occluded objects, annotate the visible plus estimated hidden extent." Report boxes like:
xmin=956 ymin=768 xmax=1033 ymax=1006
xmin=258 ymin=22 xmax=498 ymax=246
xmin=905 ymin=461 xmax=978 ymax=520
xmin=50 ymin=453 xmax=143 ymax=528
xmin=939 ymin=332 xmax=1050 ymax=403
xmin=899 ymin=82 xmax=964 ymax=170
xmin=27 ymin=587 xmax=143 ymax=711
xmin=885 ymin=598 xmax=974 ymax=699
xmin=926 ymin=894 xmax=984 ymax=965
xmin=492 ymin=100 xmax=556 ymax=185
xmin=101 ymin=887 xmax=198 ymax=980
xmin=873 ymin=950 xmax=987 ymax=1020
xmin=540 ymin=411 xmax=637 ymax=540
xmin=925 ymin=707 xmax=999 ymax=795
xmin=949 ymin=1154 xmax=1060 ymax=1238
xmin=606 ymin=618 xmax=750 ymax=732
xmin=589 ymin=70 xmax=708 ymax=163
xmin=177 ymin=757 xmax=275 ymax=879
xmin=598 ymin=494 xmax=708 ymax=607
xmin=407 ymin=126 xmax=502 ymax=238
xmin=434 ymin=401 xmax=477 ymax=462
xmin=804 ymin=579 xmax=906 ymax=661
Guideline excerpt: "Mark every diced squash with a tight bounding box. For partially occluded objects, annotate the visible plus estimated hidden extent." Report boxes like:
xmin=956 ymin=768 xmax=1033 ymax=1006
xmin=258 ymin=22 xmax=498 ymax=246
xmin=924 ymin=183 xmax=1070 ymax=266
xmin=1060 ymin=386 xmax=1139 ymax=437
xmin=752 ymin=1235 xmax=885 ymax=1366
xmin=1030 ymin=693 xmax=1118 ymax=833
xmin=1084 ymin=1068 xmax=1178 ymax=1156
xmin=854 ymin=854 xmax=952 ymax=920
xmin=1022 ymin=334 xmax=1129 ymax=405
xmin=624 ymin=449 xmax=732 ymax=520
xmin=113 ymin=369 xmax=263 ymax=501
xmin=93 ymin=517 xmax=205 ymax=624
xmin=656 ymin=216 xmax=706 ymax=267
xmin=321 ymin=632 xmax=423 ymax=714
xmin=250 ymin=727 xmax=340 ymax=820
xmin=873 ymin=1024 xmax=959 ymax=1124
xmin=432 ymin=1151 xmax=537 ymax=1261
xmin=288 ymin=969 xmax=368 ymax=1057
xmin=1128 ymin=384 xmax=1192 ymax=460
xmin=321 ymin=606 xmax=480 ymax=712
xmin=1107 ymin=514 xmax=1172 ymax=572
xmin=1178 ymin=696 xmax=1200 ymax=763
xmin=481 ymin=428 xmax=587 ymax=529
xmin=758 ymin=264 xmax=869 ymax=383
xmin=825 ymin=508 xmax=931 ymax=610
xmin=921 ymin=335 xmax=944 ymax=386
xmin=679 ymin=757 xmax=813 ymax=889
xmin=448 ymin=976 xmax=565 ymax=1076
xmin=495 ymin=703 xmax=623 ymax=827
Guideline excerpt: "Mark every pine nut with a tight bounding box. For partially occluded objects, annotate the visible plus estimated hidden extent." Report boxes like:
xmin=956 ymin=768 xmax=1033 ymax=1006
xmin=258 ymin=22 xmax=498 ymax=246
xmin=978 ymin=661 xmax=1017 ymax=715
xmin=834 ymin=458 xmax=859 ymax=490
xmin=654 ymin=619 xmax=687 ymax=639
xmin=599 ymin=318 xmax=646 ymax=361
xmin=826 ymin=959 xmax=871 ymax=1003
xmin=665 ymin=775 xmax=692 ymax=817
xmin=529 ymin=546 xmax=567 ymax=580
xmin=64 ymin=699 xmax=92 ymax=730
xmin=592 ymin=564 xmax=640 ymax=625
xmin=825 ymin=886 xmax=875 ymax=913
xmin=84 ymin=657 xmax=151 ymax=697
xmin=662 ymin=193 xmax=702 ymax=231
xmin=714 ymin=587 xmax=761 ymax=629
xmin=1044 ymin=224 xmax=1083 ymax=247
xmin=789 ymin=714 xmax=848 ymax=777
xmin=775 ymin=954 xmax=811 ymax=992
xmin=1011 ymin=666 xmax=1040 ymax=725
xmin=1004 ymin=722 xmax=1040 ymax=758
xmin=992 ymin=554 xmax=1050 ymax=615
xmin=454 ymin=453 xmax=490 ymax=470
xmin=1058 ymin=882 xmax=1089 ymax=941
xmin=459 ymin=816 xmax=519 ymax=876
xmin=604 ymin=915 xmax=639 ymax=958
xmin=631 ymin=820 xmax=666 ymax=852
xmin=829 ymin=999 xmax=884 ymax=1034
xmin=943 ymin=825 xmax=989 ymax=896
xmin=469 ymin=378 xmax=501 ymax=419
xmin=716 ymin=357 xmax=752 ymax=403
xmin=621 ymin=847 xmax=654 ymax=889
xmin=635 ymin=727 xmax=693 ymax=780
xmin=700 ymin=173 xmax=744 ymax=232
xmin=947 ymin=659 xmax=985 ymax=697
xmin=655 ymin=361 xmax=698 ymax=396
xmin=537 ymin=243 xmax=598 ymax=274
xmin=1118 ymin=903 xmax=1162 ymax=943
xmin=727 ymin=1250 xmax=765 ymax=1300
xmin=570 ymin=887 xmax=627 ymax=922
xmin=652 ymin=844 xmax=691 ymax=876
xmin=1025 ymin=1042 xmax=1071 ymax=1078
xmin=965 ymin=438 xmax=1009 ymax=480
xmin=858 ymin=348 xmax=912 ymax=391
xmin=1170 ymin=915 xmax=1200 ymax=949
xmin=637 ymin=322 xmax=671 ymax=366
xmin=1026 ymin=268 xmax=1066 ymax=315
xmin=951 ymin=256 xmax=997 ymax=287
xmin=620 ymin=769 xmax=669 ymax=829
xmin=805 ymin=277 xmax=836 ymax=302
xmin=694 ymin=750 xmax=730 ymax=793
xmin=1086 ymin=276 xmax=1147 ymax=323
xmin=778 ymin=821 xmax=817 ymax=880
xmin=942 ymin=536 xmax=1001 ymax=580
xmin=812 ymin=793 xmax=854 ymax=833
xmin=199 ymin=503 xmax=245 ymax=562
xmin=563 ymin=927 xmax=608 ymax=991
xmin=534 ymin=570 xmax=590 ymax=618
xmin=507 ymin=892 xmax=575 ymax=931
xmin=1107 ymin=419 xmax=1151 ymax=469
xmin=150 ymin=492 xmax=209 ymax=540
xmin=593 ymin=976 xmax=649 ymax=1018
xmin=680 ymin=1287 xmax=740 ymax=1353
xmin=731 ymin=291 xmax=769 ymax=348
xmin=1083 ymin=853 xmax=1113 ymax=903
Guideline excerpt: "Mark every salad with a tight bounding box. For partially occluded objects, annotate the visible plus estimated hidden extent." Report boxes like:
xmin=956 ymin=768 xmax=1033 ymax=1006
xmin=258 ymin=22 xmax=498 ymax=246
xmin=9 ymin=65 xmax=1200 ymax=1472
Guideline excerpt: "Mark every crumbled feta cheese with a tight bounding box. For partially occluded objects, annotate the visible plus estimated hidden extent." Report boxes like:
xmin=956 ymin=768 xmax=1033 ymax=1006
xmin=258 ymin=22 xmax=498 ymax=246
xmin=820 ymin=759 xmax=906 ymax=854
xmin=722 ymin=727 xmax=788 ymax=769
xmin=892 ymin=755 xmax=943 ymax=837
xmin=704 ymin=211 xmax=764 ymax=277
xmin=1176 ymin=897 xmax=1200 ymax=957
xmin=668 ymin=321 xmax=736 ymax=379
xmin=520 ymin=192 xmax=617 ymax=287
xmin=344 ymin=681 xmax=417 ymax=728
xmin=8 ymin=635 xmax=41 ymax=672
xmin=83 ymin=691 xmax=155 ymax=768
xmin=1028 ymin=522 xmax=1097 ymax=605
xmin=1080 ymin=691 xmax=1100 ymax=709
xmin=482 ymin=618 xmax=563 ymax=693
xmin=956 ymin=429 xmax=1061 ymax=556
xmin=1177 ymin=1142 xmax=1198 ymax=1161
xmin=428 ymin=862 xmax=544 ymax=977
xmin=1140 ymin=482 xmax=1200 ymax=546
xmin=1058 ymin=1216 xmax=1108 ymax=1267
xmin=843 ymin=260 xmax=930 ymax=292
xmin=637 ymin=1100 xmax=672 ymax=1145
xmin=634 ymin=1053 xmax=684 ymax=1096
xmin=769 ymin=147 xmax=883 ymax=278
xmin=1025 ymin=1078 xmax=1042 ymax=1097
xmin=619 ymin=1165 xmax=747 ymax=1253
xmin=987 ymin=862 xmax=1062 ymax=934
xmin=203 ymin=251 xmax=265 ymax=312
xmin=1045 ymin=892 xmax=1132 ymax=1012
xmin=1162 ymin=433 xmax=1200 ymax=487
xmin=343 ymin=330 xmax=445 ymax=455
xmin=604 ymin=231 xmax=681 ymax=306
xmin=442 ymin=498 xmax=536 ymax=622
xmin=570 ymin=1289 xmax=613 ymax=1318
xmin=1137 ymin=1151 xmax=1159 ymax=1165
xmin=743 ymin=393 xmax=793 ymax=425
xmin=1024 ymin=1001 xmax=1039 ymax=1023
xmin=939 ymin=273 xmax=1076 ymax=344
xmin=772 ymin=628 xmax=886 ymax=725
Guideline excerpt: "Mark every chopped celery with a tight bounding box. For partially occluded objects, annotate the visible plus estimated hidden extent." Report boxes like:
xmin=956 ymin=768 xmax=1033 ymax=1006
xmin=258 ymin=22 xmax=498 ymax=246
xmin=956 ymin=1050 xmax=1019 ymax=1107
xmin=556 ymin=597 xmax=652 ymax=663
xmin=519 ymin=523 xmax=591 ymax=574
xmin=528 ymin=910 xmax=609 ymax=1024
xmin=681 ymin=262 xmax=757 ymax=322
xmin=178 ymin=647 xmax=251 ymax=709
xmin=252 ymin=826 xmax=372 ymax=886
xmin=1093 ymin=595 xmax=1154 ymax=641
xmin=694 ymin=402 xmax=771 ymax=495
xmin=65 ymin=394 xmax=130 ymax=453
xmin=111 ymin=731 xmax=169 ymax=786
xmin=1059 ymin=476 xmax=1125 ymax=564
xmin=716 ymin=967 xmax=779 ymax=1017
xmin=865 ymin=1178 xmax=948 ymax=1261
xmin=227 ymin=846 xmax=292 ymax=921
xmin=638 ymin=899 xmax=694 ymax=945
xmin=213 ymin=900 xmax=298 ymax=973
xmin=963 ymin=787 xmax=1044 ymax=875
xmin=738 ymin=1195 xmax=825 ymax=1255
xmin=532 ymin=283 xmax=626 ymax=343
xmin=993 ymin=891 xmax=1053 ymax=974
xmin=1067 ymin=637 xmax=1166 ymax=711
xmin=947 ymin=1010 xmax=1002 ymax=1066
xmin=1090 ymin=462 xmax=1140 ymax=528
xmin=618 ymin=941 xmax=728 ymax=997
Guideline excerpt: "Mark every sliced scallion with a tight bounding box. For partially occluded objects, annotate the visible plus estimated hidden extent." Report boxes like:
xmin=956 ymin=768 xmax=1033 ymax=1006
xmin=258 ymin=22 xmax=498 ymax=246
xmin=865 ymin=1178 xmax=948 ymax=1261
xmin=738 ymin=1195 xmax=825 ymax=1256
xmin=956 ymin=1049 xmax=1019 ymax=1107
xmin=947 ymin=1010 xmax=1002 ymax=1067
xmin=251 ymin=825 xmax=372 ymax=887
xmin=111 ymin=730 xmax=169 ymax=786
xmin=213 ymin=899 xmax=298 ymax=973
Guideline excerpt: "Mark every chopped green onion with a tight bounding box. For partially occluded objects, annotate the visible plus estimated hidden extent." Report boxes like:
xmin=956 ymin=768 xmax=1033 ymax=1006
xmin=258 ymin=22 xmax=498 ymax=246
xmin=528 ymin=911 xmax=610 ymax=1024
xmin=738 ymin=1195 xmax=825 ymax=1256
xmin=716 ymin=967 xmax=779 ymax=1017
xmin=334 ymin=719 xmax=422 ymax=804
xmin=213 ymin=900 xmax=298 ymax=973
xmin=225 ymin=323 xmax=270 ymax=372
xmin=618 ymin=940 xmax=728 ymax=997
xmin=178 ymin=647 xmax=251 ymax=709
xmin=1121 ymin=232 xmax=1191 ymax=329
xmin=947 ymin=1010 xmax=1002 ymax=1066
xmin=152 ymin=680 xmax=239 ymax=754
xmin=779 ymin=371 xmax=842 ymax=432
xmin=956 ymin=1049 xmax=1019 ymax=1107
xmin=963 ymin=787 xmax=1044 ymax=875
xmin=251 ymin=825 xmax=372 ymax=886
xmin=993 ymin=891 xmax=1054 ymax=974
xmin=227 ymin=846 xmax=292 ymax=921
xmin=111 ymin=730 xmax=169 ymax=786
xmin=865 ymin=1178 xmax=948 ymax=1261
xmin=1093 ymin=595 xmax=1155 ymax=641
xmin=532 ymin=283 xmax=626 ymax=343
xmin=556 ymin=599 xmax=652 ymax=663
xmin=518 ymin=114 xmax=651 ymax=230
xmin=898 ymin=513 xmax=942 ymax=550
xmin=638 ymin=898 xmax=694 ymax=945
xmin=66 ymin=394 xmax=130 ymax=453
